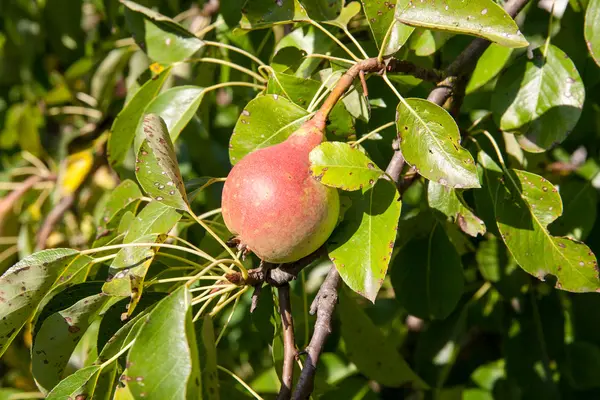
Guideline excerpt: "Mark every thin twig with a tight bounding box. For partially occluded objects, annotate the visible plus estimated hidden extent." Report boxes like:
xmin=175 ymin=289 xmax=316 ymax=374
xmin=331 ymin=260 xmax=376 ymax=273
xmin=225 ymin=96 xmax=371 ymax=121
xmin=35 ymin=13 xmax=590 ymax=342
xmin=277 ymin=284 xmax=296 ymax=400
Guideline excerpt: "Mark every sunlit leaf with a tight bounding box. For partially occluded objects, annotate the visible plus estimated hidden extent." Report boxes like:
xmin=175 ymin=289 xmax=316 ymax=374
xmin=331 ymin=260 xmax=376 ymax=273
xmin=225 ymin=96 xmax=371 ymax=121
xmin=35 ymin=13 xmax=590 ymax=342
xmin=585 ymin=0 xmax=600 ymax=66
xmin=309 ymin=142 xmax=384 ymax=191
xmin=428 ymin=180 xmax=486 ymax=237
xmin=396 ymin=98 xmax=480 ymax=188
xmin=549 ymin=180 xmax=597 ymax=241
xmin=135 ymin=114 xmax=189 ymax=210
xmin=466 ymin=43 xmax=513 ymax=94
xmin=46 ymin=365 xmax=102 ymax=400
xmin=58 ymin=149 xmax=94 ymax=196
xmin=361 ymin=0 xmax=413 ymax=55
xmin=328 ymin=179 xmax=401 ymax=302
xmin=491 ymin=45 xmax=585 ymax=152
xmin=396 ymin=0 xmax=529 ymax=48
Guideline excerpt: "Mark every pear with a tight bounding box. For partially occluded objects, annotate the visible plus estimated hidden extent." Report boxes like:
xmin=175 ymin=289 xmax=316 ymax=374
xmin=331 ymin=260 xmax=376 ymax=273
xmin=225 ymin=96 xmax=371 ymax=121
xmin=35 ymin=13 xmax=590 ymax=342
xmin=222 ymin=118 xmax=339 ymax=263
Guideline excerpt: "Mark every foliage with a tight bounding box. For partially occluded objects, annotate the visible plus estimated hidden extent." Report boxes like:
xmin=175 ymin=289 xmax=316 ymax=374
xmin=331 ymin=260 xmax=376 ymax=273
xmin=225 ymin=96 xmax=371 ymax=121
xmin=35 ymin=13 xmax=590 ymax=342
xmin=1 ymin=0 xmax=600 ymax=398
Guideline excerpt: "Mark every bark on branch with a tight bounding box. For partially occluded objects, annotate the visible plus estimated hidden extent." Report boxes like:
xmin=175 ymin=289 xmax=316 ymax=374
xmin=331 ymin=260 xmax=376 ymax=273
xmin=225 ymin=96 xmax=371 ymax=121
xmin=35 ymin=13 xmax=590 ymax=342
xmin=277 ymin=284 xmax=296 ymax=400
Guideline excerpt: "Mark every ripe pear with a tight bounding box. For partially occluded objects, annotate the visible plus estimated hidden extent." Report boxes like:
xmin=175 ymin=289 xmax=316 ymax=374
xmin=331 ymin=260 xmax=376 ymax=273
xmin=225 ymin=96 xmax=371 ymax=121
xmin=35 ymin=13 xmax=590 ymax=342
xmin=222 ymin=119 xmax=340 ymax=263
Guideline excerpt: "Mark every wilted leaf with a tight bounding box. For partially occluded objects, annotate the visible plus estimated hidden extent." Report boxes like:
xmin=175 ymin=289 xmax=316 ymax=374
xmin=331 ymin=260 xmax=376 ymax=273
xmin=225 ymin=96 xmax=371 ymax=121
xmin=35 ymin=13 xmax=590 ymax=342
xmin=391 ymin=222 xmax=464 ymax=319
xmin=126 ymin=286 xmax=201 ymax=399
xmin=328 ymin=179 xmax=401 ymax=302
xmin=491 ymin=45 xmax=585 ymax=152
xmin=229 ymin=94 xmax=310 ymax=164
xmin=396 ymin=98 xmax=480 ymax=188
xmin=136 ymin=114 xmax=189 ymax=210
xmin=396 ymin=0 xmax=528 ymax=48
xmin=58 ymin=149 xmax=94 ymax=196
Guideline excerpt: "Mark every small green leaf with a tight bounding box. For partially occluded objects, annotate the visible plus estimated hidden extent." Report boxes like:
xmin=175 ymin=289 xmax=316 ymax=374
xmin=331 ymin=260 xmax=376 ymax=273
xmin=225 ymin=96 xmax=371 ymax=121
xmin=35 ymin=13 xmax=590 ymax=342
xmin=491 ymin=45 xmax=585 ymax=152
xmin=309 ymin=142 xmax=384 ymax=191
xmin=229 ymin=94 xmax=310 ymax=164
xmin=108 ymin=67 xmax=172 ymax=167
xmin=301 ymin=0 xmax=343 ymax=21
xmin=0 ymin=249 xmax=80 ymax=357
xmin=240 ymin=0 xmax=310 ymax=29
xmin=32 ymin=293 xmax=107 ymax=392
xmin=361 ymin=0 xmax=414 ymax=55
xmin=396 ymin=98 xmax=480 ymax=188
xmin=126 ymin=286 xmax=201 ymax=399
xmin=338 ymin=291 xmax=425 ymax=387
xmin=200 ymin=316 xmax=219 ymax=400
xmin=324 ymin=1 xmax=361 ymax=29
xmin=479 ymin=152 xmax=599 ymax=292
xmin=585 ymin=0 xmax=600 ymax=66
xmin=428 ymin=180 xmax=486 ymax=237
xmin=328 ymin=179 xmax=401 ymax=302
xmin=396 ymin=0 xmax=529 ymax=48
xmin=96 ymin=180 xmax=143 ymax=228
xmin=466 ymin=43 xmax=513 ymax=94
xmin=124 ymin=201 xmax=181 ymax=243
xmin=391 ymin=222 xmax=464 ymax=319
xmin=121 ymin=0 xmax=204 ymax=64
xmin=136 ymin=114 xmax=189 ymax=210
xmin=134 ymin=85 xmax=206 ymax=155
xmin=46 ymin=365 xmax=102 ymax=400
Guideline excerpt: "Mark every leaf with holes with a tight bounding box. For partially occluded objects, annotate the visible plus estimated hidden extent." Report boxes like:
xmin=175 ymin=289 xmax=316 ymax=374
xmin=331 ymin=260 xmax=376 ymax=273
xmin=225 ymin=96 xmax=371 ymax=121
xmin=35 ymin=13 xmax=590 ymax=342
xmin=32 ymin=293 xmax=108 ymax=392
xmin=478 ymin=151 xmax=599 ymax=292
xmin=338 ymin=290 xmax=426 ymax=387
xmin=136 ymin=114 xmax=189 ymax=210
xmin=122 ymin=0 xmax=204 ymax=64
xmin=391 ymin=222 xmax=464 ymax=319
xmin=428 ymin=180 xmax=486 ymax=237
xmin=491 ymin=45 xmax=585 ymax=152
xmin=134 ymin=85 xmax=206 ymax=155
xmin=585 ymin=0 xmax=600 ymax=66
xmin=309 ymin=142 xmax=384 ymax=191
xmin=361 ymin=0 xmax=413 ymax=56
xmin=396 ymin=98 xmax=479 ymax=188
xmin=126 ymin=286 xmax=201 ymax=399
xmin=45 ymin=365 xmax=102 ymax=400
xmin=328 ymin=179 xmax=401 ymax=302
xmin=108 ymin=67 xmax=172 ymax=167
xmin=396 ymin=0 xmax=528 ymax=48
xmin=229 ymin=94 xmax=310 ymax=164
xmin=0 ymin=249 xmax=80 ymax=357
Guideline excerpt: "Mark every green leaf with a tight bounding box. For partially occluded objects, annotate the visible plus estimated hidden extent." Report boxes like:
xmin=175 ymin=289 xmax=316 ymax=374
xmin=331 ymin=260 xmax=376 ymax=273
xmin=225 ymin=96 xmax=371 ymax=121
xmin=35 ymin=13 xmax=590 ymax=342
xmin=585 ymin=0 xmax=600 ymax=66
xmin=200 ymin=316 xmax=219 ymax=400
xmin=324 ymin=1 xmax=361 ymax=28
xmin=475 ymin=236 xmax=528 ymax=298
xmin=240 ymin=0 xmax=310 ymax=29
xmin=466 ymin=43 xmax=512 ymax=94
xmin=328 ymin=179 xmax=401 ymax=302
xmin=136 ymin=114 xmax=189 ymax=210
xmin=338 ymin=291 xmax=425 ymax=387
xmin=491 ymin=45 xmax=585 ymax=152
xmin=0 ymin=249 xmax=79 ymax=357
xmin=396 ymin=98 xmax=480 ymax=189
xmin=96 ymin=180 xmax=143 ymax=228
xmin=548 ymin=180 xmax=597 ymax=241
xmin=428 ymin=180 xmax=486 ymax=237
xmin=361 ymin=0 xmax=414 ymax=56
xmin=301 ymin=0 xmax=343 ymax=21
xmin=228 ymin=94 xmax=310 ymax=164
xmin=108 ymin=67 xmax=172 ymax=167
xmin=126 ymin=286 xmax=201 ymax=399
xmin=139 ymin=85 xmax=206 ymax=146
xmin=309 ymin=142 xmax=384 ymax=191
xmin=396 ymin=0 xmax=529 ymax=48
xmin=391 ymin=222 xmax=464 ymax=319
xmin=122 ymin=0 xmax=204 ymax=64
xmin=32 ymin=293 xmax=107 ymax=392
xmin=124 ymin=201 xmax=181 ymax=243
xmin=479 ymin=151 xmax=599 ymax=292
xmin=46 ymin=365 xmax=102 ymax=400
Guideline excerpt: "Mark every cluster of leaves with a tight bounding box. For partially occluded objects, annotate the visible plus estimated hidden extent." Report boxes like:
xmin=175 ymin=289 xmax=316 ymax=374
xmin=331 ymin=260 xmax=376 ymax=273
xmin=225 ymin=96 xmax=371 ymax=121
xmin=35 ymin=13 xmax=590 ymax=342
xmin=1 ymin=0 xmax=600 ymax=399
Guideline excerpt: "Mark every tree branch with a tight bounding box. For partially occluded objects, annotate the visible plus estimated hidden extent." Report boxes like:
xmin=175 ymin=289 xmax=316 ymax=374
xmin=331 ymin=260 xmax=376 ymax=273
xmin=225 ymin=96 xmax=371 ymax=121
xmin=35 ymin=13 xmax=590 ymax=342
xmin=292 ymin=268 xmax=341 ymax=400
xmin=277 ymin=284 xmax=296 ymax=400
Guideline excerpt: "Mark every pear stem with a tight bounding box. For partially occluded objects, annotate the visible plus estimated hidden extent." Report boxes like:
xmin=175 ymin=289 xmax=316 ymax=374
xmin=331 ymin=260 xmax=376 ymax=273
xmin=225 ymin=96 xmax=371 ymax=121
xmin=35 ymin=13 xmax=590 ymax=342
xmin=312 ymin=58 xmax=386 ymax=129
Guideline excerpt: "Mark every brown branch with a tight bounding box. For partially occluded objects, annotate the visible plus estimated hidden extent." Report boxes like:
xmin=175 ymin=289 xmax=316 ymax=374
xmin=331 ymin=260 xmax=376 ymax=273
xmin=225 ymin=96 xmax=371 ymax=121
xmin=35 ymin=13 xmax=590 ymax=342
xmin=35 ymin=194 xmax=76 ymax=251
xmin=277 ymin=284 xmax=296 ymax=400
xmin=292 ymin=268 xmax=341 ymax=400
